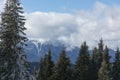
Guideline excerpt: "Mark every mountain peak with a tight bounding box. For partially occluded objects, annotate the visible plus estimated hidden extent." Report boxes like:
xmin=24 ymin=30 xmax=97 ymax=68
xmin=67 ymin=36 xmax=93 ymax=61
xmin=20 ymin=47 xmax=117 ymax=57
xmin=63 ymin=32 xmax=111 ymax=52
xmin=25 ymin=40 xmax=115 ymax=63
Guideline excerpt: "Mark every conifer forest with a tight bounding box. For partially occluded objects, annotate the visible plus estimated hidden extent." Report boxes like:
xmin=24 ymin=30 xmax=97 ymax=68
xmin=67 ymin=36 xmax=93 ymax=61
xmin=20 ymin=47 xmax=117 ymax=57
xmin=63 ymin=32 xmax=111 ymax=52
xmin=0 ymin=0 xmax=120 ymax=80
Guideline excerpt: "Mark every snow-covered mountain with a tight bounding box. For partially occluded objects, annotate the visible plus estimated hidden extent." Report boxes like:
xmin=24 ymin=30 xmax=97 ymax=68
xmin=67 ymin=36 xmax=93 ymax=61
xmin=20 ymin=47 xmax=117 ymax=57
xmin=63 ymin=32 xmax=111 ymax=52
xmin=25 ymin=40 xmax=115 ymax=63
xmin=25 ymin=40 xmax=79 ymax=63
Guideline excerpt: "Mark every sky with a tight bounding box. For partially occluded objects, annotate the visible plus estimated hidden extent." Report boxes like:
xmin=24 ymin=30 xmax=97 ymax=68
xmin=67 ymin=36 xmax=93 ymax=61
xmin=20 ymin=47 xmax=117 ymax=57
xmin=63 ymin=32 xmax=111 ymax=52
xmin=21 ymin=0 xmax=120 ymax=13
xmin=1 ymin=0 xmax=120 ymax=49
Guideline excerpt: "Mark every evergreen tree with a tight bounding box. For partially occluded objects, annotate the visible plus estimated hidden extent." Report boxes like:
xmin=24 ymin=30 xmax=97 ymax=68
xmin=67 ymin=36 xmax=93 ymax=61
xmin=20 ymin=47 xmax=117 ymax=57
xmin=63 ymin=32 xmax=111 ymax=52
xmin=37 ymin=58 xmax=44 ymax=80
xmin=37 ymin=50 xmax=54 ymax=80
xmin=42 ymin=54 xmax=47 ymax=80
xmin=98 ymin=46 xmax=110 ymax=80
xmin=44 ymin=50 xmax=54 ymax=80
xmin=111 ymin=47 xmax=120 ymax=80
xmin=92 ymin=47 xmax=98 ymax=62
xmin=0 ymin=0 xmax=34 ymax=80
xmin=97 ymin=38 xmax=104 ymax=70
xmin=90 ymin=47 xmax=98 ymax=80
xmin=33 ymin=67 xmax=38 ymax=80
xmin=90 ymin=39 xmax=104 ymax=80
xmin=74 ymin=42 xmax=91 ymax=80
xmin=50 ymin=49 xmax=73 ymax=80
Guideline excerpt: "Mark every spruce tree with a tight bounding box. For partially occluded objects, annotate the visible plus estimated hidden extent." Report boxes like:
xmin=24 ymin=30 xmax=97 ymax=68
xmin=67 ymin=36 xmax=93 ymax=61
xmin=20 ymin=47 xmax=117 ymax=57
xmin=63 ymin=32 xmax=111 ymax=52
xmin=91 ymin=39 xmax=104 ymax=80
xmin=97 ymin=38 xmax=104 ymax=70
xmin=92 ymin=47 xmax=98 ymax=62
xmin=50 ymin=49 xmax=72 ymax=80
xmin=90 ymin=47 xmax=98 ymax=80
xmin=111 ymin=47 xmax=120 ymax=80
xmin=98 ymin=46 xmax=110 ymax=80
xmin=0 ymin=0 xmax=34 ymax=80
xmin=74 ymin=42 xmax=91 ymax=80
xmin=44 ymin=50 xmax=54 ymax=80
xmin=42 ymin=54 xmax=47 ymax=80
xmin=37 ymin=50 xmax=54 ymax=80
xmin=37 ymin=58 xmax=44 ymax=80
xmin=33 ymin=67 xmax=38 ymax=80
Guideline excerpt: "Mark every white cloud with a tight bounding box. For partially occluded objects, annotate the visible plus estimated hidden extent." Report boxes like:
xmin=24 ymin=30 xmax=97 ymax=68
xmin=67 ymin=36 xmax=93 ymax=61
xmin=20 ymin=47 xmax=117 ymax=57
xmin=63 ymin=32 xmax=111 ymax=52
xmin=24 ymin=12 xmax=77 ymax=40
xmin=24 ymin=2 xmax=120 ymax=49
xmin=1 ymin=1 xmax=120 ymax=49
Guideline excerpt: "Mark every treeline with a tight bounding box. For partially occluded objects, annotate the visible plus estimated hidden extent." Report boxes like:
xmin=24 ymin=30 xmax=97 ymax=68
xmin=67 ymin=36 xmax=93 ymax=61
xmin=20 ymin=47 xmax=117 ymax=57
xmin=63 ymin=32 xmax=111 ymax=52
xmin=34 ymin=39 xmax=120 ymax=80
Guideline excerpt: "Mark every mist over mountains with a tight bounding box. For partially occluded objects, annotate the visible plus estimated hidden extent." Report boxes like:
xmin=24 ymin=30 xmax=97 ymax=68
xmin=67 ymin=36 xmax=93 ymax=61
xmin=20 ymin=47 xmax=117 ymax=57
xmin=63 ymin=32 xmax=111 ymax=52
xmin=25 ymin=40 xmax=115 ymax=63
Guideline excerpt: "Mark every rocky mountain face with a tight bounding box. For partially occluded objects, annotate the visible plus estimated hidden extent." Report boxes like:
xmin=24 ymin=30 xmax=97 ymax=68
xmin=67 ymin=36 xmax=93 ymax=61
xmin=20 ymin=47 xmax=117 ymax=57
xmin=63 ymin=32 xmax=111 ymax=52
xmin=25 ymin=40 xmax=115 ymax=63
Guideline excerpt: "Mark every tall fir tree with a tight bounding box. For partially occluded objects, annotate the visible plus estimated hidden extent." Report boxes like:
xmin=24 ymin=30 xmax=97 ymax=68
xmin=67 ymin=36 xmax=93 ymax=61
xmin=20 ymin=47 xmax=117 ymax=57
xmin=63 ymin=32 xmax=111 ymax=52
xmin=90 ymin=47 xmax=98 ymax=80
xmin=74 ymin=42 xmax=91 ymax=80
xmin=98 ymin=46 xmax=110 ymax=80
xmin=92 ymin=47 xmax=98 ymax=62
xmin=36 ymin=58 xmax=44 ymax=80
xmin=91 ymin=39 xmax=104 ymax=80
xmin=44 ymin=50 xmax=54 ymax=80
xmin=97 ymin=38 xmax=104 ymax=70
xmin=37 ymin=50 xmax=54 ymax=80
xmin=0 ymin=0 xmax=34 ymax=80
xmin=50 ymin=49 xmax=73 ymax=80
xmin=110 ymin=47 xmax=120 ymax=80
xmin=33 ymin=67 xmax=38 ymax=80
xmin=42 ymin=54 xmax=47 ymax=80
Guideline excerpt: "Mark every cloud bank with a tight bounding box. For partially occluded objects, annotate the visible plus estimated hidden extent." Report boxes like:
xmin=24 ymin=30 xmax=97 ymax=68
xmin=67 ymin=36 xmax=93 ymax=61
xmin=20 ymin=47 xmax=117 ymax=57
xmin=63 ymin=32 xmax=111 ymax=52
xmin=24 ymin=2 xmax=120 ymax=49
xmin=1 ymin=1 xmax=120 ymax=49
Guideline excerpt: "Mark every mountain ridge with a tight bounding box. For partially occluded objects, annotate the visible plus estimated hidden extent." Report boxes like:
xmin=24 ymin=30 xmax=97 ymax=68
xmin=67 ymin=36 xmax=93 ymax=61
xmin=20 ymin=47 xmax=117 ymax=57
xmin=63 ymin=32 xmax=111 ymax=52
xmin=25 ymin=40 xmax=115 ymax=63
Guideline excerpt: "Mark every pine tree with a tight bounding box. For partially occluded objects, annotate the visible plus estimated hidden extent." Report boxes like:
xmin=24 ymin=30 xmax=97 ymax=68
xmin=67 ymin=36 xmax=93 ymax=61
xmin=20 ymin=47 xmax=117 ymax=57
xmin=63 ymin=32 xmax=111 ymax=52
xmin=0 ymin=0 xmax=34 ymax=80
xmin=74 ymin=42 xmax=91 ymax=80
xmin=110 ymin=47 xmax=120 ymax=80
xmin=50 ymin=49 xmax=73 ymax=80
xmin=98 ymin=46 xmax=110 ymax=80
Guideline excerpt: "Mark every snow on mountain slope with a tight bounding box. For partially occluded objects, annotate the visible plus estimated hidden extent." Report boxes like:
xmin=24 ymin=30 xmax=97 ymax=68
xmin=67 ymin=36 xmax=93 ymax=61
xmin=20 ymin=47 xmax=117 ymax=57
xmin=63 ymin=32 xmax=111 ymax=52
xmin=25 ymin=40 xmax=79 ymax=63
xmin=25 ymin=40 xmax=115 ymax=63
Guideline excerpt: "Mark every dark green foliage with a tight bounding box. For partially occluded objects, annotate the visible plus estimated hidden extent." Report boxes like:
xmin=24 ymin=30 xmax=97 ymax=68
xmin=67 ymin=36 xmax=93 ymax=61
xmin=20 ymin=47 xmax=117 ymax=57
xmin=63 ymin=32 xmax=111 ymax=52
xmin=37 ymin=58 xmax=44 ymax=80
xmin=74 ymin=42 xmax=91 ymax=80
xmin=35 ymin=39 xmax=120 ymax=80
xmin=50 ymin=49 xmax=73 ymax=80
xmin=92 ymin=47 xmax=98 ymax=62
xmin=98 ymin=46 xmax=110 ymax=80
xmin=44 ymin=50 xmax=54 ymax=80
xmin=97 ymin=38 xmax=104 ymax=70
xmin=103 ymin=46 xmax=110 ymax=64
xmin=98 ymin=38 xmax=104 ymax=52
xmin=90 ymin=47 xmax=98 ymax=80
xmin=0 ymin=0 xmax=33 ymax=80
xmin=37 ymin=50 xmax=54 ymax=80
xmin=90 ymin=39 xmax=104 ymax=80
xmin=33 ymin=66 xmax=38 ymax=80
xmin=110 ymin=47 xmax=120 ymax=80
